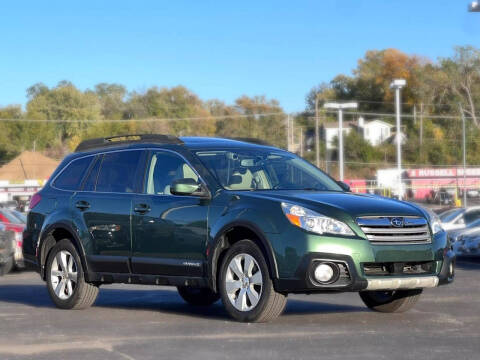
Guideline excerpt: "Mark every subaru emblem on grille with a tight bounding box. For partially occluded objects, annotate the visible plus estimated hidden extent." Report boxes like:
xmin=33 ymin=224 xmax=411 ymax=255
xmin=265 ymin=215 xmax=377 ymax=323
xmin=390 ymin=217 xmax=404 ymax=227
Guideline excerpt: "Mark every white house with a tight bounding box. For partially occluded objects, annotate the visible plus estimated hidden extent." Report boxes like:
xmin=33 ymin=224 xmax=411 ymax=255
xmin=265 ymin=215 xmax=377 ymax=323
xmin=355 ymin=117 xmax=393 ymax=146
xmin=322 ymin=122 xmax=353 ymax=150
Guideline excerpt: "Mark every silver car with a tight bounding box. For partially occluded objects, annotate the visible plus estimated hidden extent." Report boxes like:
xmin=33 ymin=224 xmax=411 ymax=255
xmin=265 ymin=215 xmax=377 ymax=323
xmin=439 ymin=207 xmax=480 ymax=231
xmin=448 ymin=218 xmax=480 ymax=243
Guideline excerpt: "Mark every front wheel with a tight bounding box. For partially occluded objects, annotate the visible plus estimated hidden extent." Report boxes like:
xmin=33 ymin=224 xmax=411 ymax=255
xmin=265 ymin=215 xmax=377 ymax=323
xmin=359 ymin=289 xmax=423 ymax=313
xmin=219 ymin=240 xmax=287 ymax=322
xmin=46 ymin=239 xmax=99 ymax=310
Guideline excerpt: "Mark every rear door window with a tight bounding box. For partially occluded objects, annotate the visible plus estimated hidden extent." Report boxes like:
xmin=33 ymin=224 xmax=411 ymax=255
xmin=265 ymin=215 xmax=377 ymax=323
xmin=53 ymin=157 xmax=93 ymax=191
xmin=96 ymin=151 xmax=143 ymax=193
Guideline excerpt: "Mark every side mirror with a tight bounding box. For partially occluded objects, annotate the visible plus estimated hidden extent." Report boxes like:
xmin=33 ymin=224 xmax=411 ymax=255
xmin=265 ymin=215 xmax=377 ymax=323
xmin=337 ymin=181 xmax=351 ymax=192
xmin=170 ymin=178 xmax=211 ymax=199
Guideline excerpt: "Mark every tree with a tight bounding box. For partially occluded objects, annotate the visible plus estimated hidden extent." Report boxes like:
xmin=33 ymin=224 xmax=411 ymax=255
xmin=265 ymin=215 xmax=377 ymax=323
xmin=93 ymin=83 xmax=127 ymax=120
xmin=440 ymin=46 xmax=480 ymax=127
xmin=234 ymin=95 xmax=286 ymax=147
xmin=26 ymin=81 xmax=102 ymax=148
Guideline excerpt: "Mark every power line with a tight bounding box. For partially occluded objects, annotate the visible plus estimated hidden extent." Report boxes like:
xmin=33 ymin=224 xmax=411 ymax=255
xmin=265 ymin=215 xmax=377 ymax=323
xmin=319 ymin=109 xmax=476 ymax=121
xmin=0 ymin=112 xmax=286 ymax=123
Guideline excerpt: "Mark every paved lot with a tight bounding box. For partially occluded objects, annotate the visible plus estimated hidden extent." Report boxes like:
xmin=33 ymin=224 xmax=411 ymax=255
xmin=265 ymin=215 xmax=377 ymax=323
xmin=0 ymin=259 xmax=479 ymax=360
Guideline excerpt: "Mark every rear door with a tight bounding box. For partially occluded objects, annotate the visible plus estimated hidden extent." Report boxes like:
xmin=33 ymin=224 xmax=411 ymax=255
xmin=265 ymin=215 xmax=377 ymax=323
xmin=72 ymin=149 xmax=146 ymax=274
xmin=131 ymin=150 xmax=209 ymax=277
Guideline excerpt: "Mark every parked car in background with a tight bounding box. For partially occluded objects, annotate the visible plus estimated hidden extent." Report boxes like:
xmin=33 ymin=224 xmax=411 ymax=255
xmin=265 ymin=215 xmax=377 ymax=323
xmin=426 ymin=189 xmax=455 ymax=206
xmin=0 ymin=200 xmax=19 ymax=211
xmin=453 ymin=229 xmax=480 ymax=256
xmin=439 ymin=206 xmax=480 ymax=231
xmin=0 ymin=207 xmax=26 ymax=272
xmin=467 ymin=189 xmax=480 ymax=198
xmin=0 ymin=223 xmax=16 ymax=275
xmin=447 ymin=218 xmax=480 ymax=243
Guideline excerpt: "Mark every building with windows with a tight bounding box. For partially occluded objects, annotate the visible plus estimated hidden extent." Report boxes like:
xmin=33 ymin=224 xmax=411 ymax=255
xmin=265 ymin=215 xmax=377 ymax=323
xmin=321 ymin=117 xmax=396 ymax=148
xmin=355 ymin=117 xmax=393 ymax=146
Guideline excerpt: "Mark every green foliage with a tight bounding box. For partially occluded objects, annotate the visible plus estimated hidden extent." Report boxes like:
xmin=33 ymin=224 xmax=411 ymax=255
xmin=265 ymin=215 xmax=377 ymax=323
xmin=307 ymin=45 xmax=480 ymax=171
xmin=0 ymin=82 xmax=286 ymax=162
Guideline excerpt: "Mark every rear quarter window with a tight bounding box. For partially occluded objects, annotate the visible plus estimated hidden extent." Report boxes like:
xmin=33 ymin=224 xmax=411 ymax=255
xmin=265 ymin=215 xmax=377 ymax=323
xmin=53 ymin=156 xmax=93 ymax=191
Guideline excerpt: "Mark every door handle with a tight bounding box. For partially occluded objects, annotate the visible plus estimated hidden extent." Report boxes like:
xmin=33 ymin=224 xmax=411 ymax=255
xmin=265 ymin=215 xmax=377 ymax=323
xmin=134 ymin=204 xmax=150 ymax=214
xmin=75 ymin=201 xmax=90 ymax=210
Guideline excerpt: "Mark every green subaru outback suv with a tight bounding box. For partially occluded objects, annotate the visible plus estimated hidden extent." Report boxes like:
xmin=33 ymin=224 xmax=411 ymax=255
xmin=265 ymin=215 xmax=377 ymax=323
xmin=23 ymin=134 xmax=455 ymax=322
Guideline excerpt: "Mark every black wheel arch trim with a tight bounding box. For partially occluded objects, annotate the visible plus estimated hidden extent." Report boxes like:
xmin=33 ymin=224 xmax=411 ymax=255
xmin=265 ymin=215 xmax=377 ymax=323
xmin=207 ymin=220 xmax=279 ymax=292
xmin=38 ymin=222 xmax=90 ymax=281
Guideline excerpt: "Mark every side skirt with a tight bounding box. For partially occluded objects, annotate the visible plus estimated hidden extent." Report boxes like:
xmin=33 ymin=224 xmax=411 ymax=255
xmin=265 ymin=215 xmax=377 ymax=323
xmin=86 ymin=272 xmax=209 ymax=288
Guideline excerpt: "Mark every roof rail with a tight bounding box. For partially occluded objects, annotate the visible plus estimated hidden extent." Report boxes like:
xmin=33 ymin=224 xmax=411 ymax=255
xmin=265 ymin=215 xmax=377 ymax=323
xmin=75 ymin=134 xmax=183 ymax=152
xmin=229 ymin=137 xmax=272 ymax=146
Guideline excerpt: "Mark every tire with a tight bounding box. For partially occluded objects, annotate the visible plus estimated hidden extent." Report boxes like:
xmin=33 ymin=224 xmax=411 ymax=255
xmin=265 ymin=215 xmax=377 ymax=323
xmin=359 ymin=289 xmax=423 ymax=313
xmin=45 ymin=239 xmax=99 ymax=310
xmin=1 ymin=257 xmax=14 ymax=275
xmin=177 ymin=286 xmax=220 ymax=306
xmin=219 ymin=240 xmax=287 ymax=322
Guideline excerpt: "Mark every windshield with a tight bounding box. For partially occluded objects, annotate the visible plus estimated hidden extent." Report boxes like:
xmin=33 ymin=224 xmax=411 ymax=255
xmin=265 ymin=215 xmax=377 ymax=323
xmin=439 ymin=208 xmax=464 ymax=222
xmin=195 ymin=149 xmax=342 ymax=191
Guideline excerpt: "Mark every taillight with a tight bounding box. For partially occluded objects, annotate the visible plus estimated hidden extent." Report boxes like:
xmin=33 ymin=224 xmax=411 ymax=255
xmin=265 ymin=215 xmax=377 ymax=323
xmin=29 ymin=192 xmax=42 ymax=210
xmin=14 ymin=231 xmax=22 ymax=248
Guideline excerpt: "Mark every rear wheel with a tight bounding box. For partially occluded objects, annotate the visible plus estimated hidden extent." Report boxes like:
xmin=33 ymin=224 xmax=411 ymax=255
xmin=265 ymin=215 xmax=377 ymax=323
xmin=177 ymin=286 xmax=220 ymax=306
xmin=359 ymin=289 xmax=423 ymax=313
xmin=219 ymin=240 xmax=287 ymax=322
xmin=46 ymin=239 xmax=99 ymax=310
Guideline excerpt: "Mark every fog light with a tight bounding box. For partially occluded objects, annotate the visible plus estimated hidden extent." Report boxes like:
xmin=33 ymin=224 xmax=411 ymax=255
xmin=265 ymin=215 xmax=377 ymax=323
xmin=314 ymin=263 xmax=335 ymax=283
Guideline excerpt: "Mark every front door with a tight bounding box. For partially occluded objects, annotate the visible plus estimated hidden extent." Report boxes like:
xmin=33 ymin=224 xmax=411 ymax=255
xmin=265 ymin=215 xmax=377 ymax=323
xmin=131 ymin=151 xmax=209 ymax=277
xmin=73 ymin=150 xmax=145 ymax=273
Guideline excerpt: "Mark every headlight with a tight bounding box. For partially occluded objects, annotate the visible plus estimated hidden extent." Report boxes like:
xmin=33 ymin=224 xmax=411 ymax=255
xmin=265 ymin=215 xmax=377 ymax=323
xmin=430 ymin=216 xmax=443 ymax=235
xmin=281 ymin=202 xmax=355 ymax=236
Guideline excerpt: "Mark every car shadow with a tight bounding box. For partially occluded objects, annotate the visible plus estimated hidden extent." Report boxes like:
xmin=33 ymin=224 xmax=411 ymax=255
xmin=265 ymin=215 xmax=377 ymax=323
xmin=0 ymin=284 xmax=366 ymax=320
xmin=455 ymin=257 xmax=480 ymax=271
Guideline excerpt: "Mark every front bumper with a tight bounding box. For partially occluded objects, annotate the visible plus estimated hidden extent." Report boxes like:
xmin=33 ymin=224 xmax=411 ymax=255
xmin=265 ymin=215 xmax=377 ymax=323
xmin=272 ymin=229 xmax=455 ymax=294
xmin=274 ymin=249 xmax=455 ymax=293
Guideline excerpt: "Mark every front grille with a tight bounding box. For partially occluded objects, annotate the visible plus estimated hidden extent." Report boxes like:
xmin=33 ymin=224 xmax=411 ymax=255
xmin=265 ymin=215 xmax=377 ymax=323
xmin=363 ymin=261 xmax=435 ymax=276
xmin=357 ymin=216 xmax=431 ymax=244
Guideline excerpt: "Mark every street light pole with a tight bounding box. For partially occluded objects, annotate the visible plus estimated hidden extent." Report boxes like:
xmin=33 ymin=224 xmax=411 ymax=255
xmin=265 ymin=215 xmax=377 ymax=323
xmin=460 ymin=104 xmax=468 ymax=207
xmin=390 ymin=79 xmax=406 ymax=200
xmin=315 ymin=95 xmax=320 ymax=168
xmin=324 ymin=102 xmax=358 ymax=181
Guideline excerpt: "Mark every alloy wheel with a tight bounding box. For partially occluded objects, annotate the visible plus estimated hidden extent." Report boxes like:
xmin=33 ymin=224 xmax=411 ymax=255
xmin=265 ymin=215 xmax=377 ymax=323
xmin=225 ymin=253 xmax=263 ymax=311
xmin=50 ymin=250 xmax=78 ymax=300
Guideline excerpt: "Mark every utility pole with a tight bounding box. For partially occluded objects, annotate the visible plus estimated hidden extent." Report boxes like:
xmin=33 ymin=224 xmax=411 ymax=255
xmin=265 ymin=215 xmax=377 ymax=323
xmin=286 ymin=114 xmax=290 ymax=151
xmin=315 ymin=95 xmax=320 ymax=168
xmin=390 ymin=79 xmax=406 ymax=200
xmin=413 ymin=104 xmax=417 ymax=125
xmin=324 ymin=102 xmax=358 ymax=181
xmin=460 ymin=104 xmax=468 ymax=207
xmin=420 ymin=103 xmax=424 ymax=147
xmin=299 ymin=127 xmax=304 ymax=157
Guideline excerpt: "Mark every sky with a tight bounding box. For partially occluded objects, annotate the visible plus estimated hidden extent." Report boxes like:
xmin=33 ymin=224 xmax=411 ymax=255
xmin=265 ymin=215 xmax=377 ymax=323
xmin=1 ymin=0 xmax=480 ymax=112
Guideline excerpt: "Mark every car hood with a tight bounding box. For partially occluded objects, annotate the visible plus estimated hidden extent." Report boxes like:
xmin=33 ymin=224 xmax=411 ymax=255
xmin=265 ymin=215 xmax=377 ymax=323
xmin=234 ymin=190 xmax=426 ymax=219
